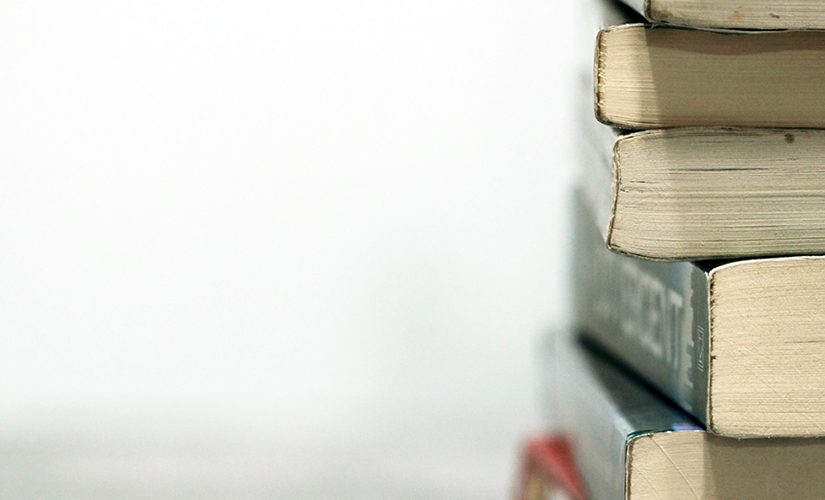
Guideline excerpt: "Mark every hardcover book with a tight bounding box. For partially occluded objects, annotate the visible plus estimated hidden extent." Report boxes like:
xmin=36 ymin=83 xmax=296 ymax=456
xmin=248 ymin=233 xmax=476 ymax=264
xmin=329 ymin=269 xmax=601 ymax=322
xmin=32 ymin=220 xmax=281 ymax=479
xmin=572 ymin=189 xmax=825 ymax=438
xmin=548 ymin=333 xmax=825 ymax=499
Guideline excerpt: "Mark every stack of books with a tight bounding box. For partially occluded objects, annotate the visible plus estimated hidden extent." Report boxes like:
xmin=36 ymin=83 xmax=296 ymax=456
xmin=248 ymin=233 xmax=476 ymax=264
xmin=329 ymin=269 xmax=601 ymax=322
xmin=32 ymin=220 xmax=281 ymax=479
xmin=523 ymin=0 xmax=825 ymax=498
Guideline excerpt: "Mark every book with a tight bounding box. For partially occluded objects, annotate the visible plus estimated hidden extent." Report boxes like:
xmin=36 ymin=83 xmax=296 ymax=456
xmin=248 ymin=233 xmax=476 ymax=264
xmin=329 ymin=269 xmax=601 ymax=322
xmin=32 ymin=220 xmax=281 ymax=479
xmin=548 ymin=332 xmax=825 ymax=499
xmin=571 ymin=189 xmax=825 ymax=438
xmin=584 ymin=126 xmax=825 ymax=261
xmin=619 ymin=0 xmax=825 ymax=30
xmin=515 ymin=435 xmax=586 ymax=500
xmin=594 ymin=6 xmax=825 ymax=129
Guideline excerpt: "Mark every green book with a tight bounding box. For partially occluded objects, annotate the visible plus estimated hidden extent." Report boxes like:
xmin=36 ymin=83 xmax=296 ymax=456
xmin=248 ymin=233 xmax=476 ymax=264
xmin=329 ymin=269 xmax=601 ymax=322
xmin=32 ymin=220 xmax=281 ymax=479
xmin=549 ymin=333 xmax=825 ymax=499
xmin=572 ymin=189 xmax=825 ymax=438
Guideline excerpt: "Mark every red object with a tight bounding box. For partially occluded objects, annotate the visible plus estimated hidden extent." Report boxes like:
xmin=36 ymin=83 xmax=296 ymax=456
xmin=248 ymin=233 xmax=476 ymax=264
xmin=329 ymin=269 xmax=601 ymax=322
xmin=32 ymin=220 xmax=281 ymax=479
xmin=515 ymin=435 xmax=587 ymax=500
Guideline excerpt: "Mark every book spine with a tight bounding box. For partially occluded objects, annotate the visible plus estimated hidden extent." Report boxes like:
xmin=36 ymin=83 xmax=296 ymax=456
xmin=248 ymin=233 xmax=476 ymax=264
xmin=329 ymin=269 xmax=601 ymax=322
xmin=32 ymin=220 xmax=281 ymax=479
xmin=572 ymin=191 xmax=711 ymax=424
xmin=548 ymin=334 xmax=631 ymax=500
xmin=576 ymin=83 xmax=617 ymax=243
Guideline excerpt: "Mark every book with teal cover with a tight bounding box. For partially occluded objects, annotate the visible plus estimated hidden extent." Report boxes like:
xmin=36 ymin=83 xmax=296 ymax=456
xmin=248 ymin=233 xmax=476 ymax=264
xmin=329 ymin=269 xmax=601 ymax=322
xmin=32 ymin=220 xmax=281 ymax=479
xmin=571 ymin=189 xmax=711 ymax=425
xmin=547 ymin=332 xmax=825 ymax=498
xmin=546 ymin=332 xmax=701 ymax=499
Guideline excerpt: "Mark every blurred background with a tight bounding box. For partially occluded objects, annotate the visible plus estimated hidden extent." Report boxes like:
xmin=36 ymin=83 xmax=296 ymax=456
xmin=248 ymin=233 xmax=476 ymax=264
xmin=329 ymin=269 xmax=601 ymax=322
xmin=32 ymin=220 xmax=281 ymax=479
xmin=0 ymin=1 xmax=577 ymax=497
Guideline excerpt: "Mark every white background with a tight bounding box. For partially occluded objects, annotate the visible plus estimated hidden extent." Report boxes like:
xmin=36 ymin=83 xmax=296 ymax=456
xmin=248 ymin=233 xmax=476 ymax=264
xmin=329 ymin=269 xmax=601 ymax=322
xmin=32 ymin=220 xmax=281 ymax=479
xmin=0 ymin=1 xmax=579 ymax=497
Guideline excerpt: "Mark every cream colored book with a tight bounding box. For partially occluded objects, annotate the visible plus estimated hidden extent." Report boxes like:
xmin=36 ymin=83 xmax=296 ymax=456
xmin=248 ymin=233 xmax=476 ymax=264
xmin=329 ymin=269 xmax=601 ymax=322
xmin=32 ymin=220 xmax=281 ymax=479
xmin=620 ymin=0 xmax=825 ymax=30
xmin=583 ymin=127 xmax=825 ymax=261
xmin=595 ymin=24 xmax=825 ymax=129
